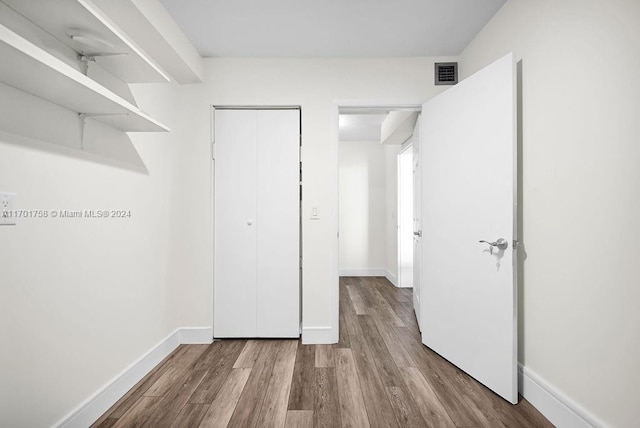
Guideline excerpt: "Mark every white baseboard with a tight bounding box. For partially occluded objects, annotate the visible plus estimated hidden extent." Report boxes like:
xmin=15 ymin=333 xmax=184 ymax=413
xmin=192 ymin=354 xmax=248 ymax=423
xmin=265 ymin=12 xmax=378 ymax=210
xmin=519 ymin=363 xmax=606 ymax=428
xmin=339 ymin=268 xmax=386 ymax=277
xmin=180 ymin=327 xmax=213 ymax=344
xmin=338 ymin=268 xmax=401 ymax=288
xmin=55 ymin=327 xmax=213 ymax=428
xmin=302 ymin=326 xmax=337 ymax=344
xmin=384 ymin=270 xmax=398 ymax=287
xmin=55 ymin=326 xmax=608 ymax=428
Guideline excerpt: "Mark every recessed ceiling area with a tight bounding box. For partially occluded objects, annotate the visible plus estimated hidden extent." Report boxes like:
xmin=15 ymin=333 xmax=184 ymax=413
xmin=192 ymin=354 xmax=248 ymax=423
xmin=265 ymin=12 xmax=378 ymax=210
xmin=159 ymin=0 xmax=506 ymax=58
xmin=339 ymin=113 xmax=388 ymax=142
xmin=339 ymin=109 xmax=420 ymax=143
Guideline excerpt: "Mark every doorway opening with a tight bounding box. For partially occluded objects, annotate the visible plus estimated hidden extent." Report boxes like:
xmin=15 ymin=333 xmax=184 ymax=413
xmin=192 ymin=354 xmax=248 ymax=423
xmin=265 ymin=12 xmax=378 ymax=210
xmin=332 ymin=54 xmax=519 ymax=405
xmin=334 ymin=102 xmax=422 ymax=337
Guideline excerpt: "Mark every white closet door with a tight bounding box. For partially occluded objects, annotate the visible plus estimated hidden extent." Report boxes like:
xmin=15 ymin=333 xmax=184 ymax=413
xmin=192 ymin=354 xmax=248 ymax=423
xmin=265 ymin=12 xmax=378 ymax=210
xmin=214 ymin=109 xmax=258 ymax=337
xmin=256 ymin=109 xmax=300 ymax=337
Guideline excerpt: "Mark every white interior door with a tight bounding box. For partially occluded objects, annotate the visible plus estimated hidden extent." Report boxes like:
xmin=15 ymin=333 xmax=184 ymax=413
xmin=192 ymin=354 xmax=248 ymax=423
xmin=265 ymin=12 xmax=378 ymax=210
xmin=398 ymin=146 xmax=413 ymax=288
xmin=256 ymin=109 xmax=300 ymax=337
xmin=420 ymin=53 xmax=517 ymax=403
xmin=412 ymin=118 xmax=421 ymax=330
xmin=214 ymin=109 xmax=258 ymax=337
xmin=214 ymin=108 xmax=301 ymax=338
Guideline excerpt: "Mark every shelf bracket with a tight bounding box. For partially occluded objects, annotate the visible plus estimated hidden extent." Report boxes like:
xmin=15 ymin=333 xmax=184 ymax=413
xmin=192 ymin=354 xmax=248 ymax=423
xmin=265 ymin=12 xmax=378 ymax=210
xmin=78 ymin=56 xmax=94 ymax=76
xmin=78 ymin=53 xmax=128 ymax=75
xmin=79 ymin=113 xmax=127 ymax=149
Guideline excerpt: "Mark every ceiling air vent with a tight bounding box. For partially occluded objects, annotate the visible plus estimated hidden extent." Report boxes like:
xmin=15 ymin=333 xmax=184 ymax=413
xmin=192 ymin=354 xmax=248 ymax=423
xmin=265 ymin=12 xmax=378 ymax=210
xmin=435 ymin=62 xmax=458 ymax=85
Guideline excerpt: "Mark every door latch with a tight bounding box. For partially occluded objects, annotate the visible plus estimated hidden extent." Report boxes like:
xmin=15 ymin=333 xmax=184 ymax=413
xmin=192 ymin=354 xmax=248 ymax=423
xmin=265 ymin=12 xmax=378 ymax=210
xmin=479 ymin=238 xmax=508 ymax=250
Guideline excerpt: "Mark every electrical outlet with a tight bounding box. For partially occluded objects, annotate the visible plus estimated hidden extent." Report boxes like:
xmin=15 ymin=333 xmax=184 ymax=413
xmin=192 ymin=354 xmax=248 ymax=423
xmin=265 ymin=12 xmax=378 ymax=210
xmin=0 ymin=192 xmax=16 ymax=226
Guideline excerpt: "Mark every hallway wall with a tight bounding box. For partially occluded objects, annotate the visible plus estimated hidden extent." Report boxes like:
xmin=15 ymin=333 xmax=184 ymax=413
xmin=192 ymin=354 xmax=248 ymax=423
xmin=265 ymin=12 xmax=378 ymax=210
xmin=338 ymin=141 xmax=401 ymax=281
xmin=339 ymin=141 xmax=387 ymax=273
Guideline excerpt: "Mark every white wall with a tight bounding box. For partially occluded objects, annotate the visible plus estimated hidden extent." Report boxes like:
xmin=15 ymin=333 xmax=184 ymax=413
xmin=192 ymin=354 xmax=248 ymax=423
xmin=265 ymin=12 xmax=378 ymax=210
xmin=202 ymin=58 xmax=450 ymax=337
xmin=0 ymin=80 xmax=209 ymax=427
xmin=338 ymin=141 xmax=400 ymax=280
xmin=339 ymin=141 xmax=387 ymax=273
xmin=461 ymin=1 xmax=640 ymax=426
xmin=0 ymin=53 xmax=449 ymax=426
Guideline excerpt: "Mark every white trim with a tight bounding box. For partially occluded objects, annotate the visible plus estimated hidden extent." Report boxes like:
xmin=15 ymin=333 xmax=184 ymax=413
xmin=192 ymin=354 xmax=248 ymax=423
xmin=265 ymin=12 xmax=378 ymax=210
xmin=400 ymin=139 xmax=413 ymax=153
xmin=54 ymin=327 xmax=212 ymax=428
xmin=518 ymin=364 xmax=607 ymax=428
xmin=385 ymin=269 xmax=399 ymax=287
xmin=337 ymin=269 xmax=400 ymax=287
xmin=330 ymin=101 xmax=341 ymax=356
xmin=301 ymin=326 xmax=336 ymax=344
xmin=339 ymin=268 xmax=386 ymax=277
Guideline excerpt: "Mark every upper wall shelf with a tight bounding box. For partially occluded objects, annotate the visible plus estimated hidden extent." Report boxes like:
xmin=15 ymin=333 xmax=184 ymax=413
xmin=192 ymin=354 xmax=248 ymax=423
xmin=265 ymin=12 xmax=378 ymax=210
xmin=1 ymin=0 xmax=170 ymax=83
xmin=92 ymin=0 xmax=204 ymax=84
xmin=0 ymin=23 xmax=170 ymax=132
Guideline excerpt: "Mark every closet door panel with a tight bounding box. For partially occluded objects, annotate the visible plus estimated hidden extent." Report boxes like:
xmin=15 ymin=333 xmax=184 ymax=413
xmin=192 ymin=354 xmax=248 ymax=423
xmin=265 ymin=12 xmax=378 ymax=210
xmin=256 ymin=109 xmax=300 ymax=337
xmin=214 ymin=109 xmax=258 ymax=337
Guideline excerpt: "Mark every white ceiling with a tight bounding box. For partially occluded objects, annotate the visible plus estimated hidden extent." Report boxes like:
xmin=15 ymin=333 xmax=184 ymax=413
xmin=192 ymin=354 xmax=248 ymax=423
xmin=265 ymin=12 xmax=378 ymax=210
xmin=159 ymin=0 xmax=506 ymax=58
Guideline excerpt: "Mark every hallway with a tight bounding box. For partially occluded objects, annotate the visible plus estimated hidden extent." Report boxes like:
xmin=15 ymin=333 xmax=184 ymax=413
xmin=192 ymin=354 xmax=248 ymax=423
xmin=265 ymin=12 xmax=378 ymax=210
xmin=93 ymin=277 xmax=550 ymax=427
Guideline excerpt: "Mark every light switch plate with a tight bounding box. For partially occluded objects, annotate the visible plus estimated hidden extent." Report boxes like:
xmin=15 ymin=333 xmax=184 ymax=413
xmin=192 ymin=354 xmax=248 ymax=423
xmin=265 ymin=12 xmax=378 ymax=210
xmin=0 ymin=192 xmax=16 ymax=225
xmin=311 ymin=205 xmax=320 ymax=220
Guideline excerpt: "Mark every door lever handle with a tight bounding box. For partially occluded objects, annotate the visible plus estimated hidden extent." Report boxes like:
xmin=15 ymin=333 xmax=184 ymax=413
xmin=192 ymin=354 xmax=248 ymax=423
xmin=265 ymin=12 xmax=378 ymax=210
xmin=479 ymin=238 xmax=508 ymax=250
xmin=413 ymin=230 xmax=422 ymax=237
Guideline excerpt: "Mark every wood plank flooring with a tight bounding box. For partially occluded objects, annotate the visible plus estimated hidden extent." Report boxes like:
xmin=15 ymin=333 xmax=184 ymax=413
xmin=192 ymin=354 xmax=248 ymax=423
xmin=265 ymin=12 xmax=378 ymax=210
xmin=93 ymin=277 xmax=552 ymax=427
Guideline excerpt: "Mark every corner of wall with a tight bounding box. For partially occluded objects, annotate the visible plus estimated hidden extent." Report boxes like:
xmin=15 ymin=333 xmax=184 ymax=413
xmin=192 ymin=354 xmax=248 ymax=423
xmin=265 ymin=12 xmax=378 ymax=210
xmin=54 ymin=327 xmax=212 ymax=428
xmin=519 ymin=364 xmax=607 ymax=428
xmin=301 ymin=326 xmax=337 ymax=345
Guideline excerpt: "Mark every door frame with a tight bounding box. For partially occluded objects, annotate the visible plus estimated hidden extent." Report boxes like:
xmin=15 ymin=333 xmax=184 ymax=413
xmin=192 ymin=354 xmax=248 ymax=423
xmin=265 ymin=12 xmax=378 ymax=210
xmin=211 ymin=105 xmax=303 ymax=338
xmin=331 ymin=99 xmax=423 ymax=340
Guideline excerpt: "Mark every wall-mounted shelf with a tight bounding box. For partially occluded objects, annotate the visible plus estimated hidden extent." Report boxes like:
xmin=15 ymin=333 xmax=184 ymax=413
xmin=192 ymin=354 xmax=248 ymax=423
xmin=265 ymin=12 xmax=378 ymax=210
xmin=2 ymin=0 xmax=170 ymax=83
xmin=0 ymin=23 xmax=170 ymax=132
xmin=92 ymin=0 xmax=204 ymax=84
